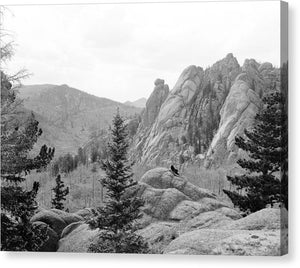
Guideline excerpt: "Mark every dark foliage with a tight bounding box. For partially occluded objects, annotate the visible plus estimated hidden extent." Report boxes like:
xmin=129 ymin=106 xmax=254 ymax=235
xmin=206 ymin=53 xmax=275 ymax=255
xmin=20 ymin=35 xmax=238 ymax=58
xmin=223 ymin=79 xmax=288 ymax=212
xmin=1 ymin=37 xmax=54 ymax=250
xmin=88 ymin=111 xmax=148 ymax=253
xmin=51 ymin=174 xmax=69 ymax=210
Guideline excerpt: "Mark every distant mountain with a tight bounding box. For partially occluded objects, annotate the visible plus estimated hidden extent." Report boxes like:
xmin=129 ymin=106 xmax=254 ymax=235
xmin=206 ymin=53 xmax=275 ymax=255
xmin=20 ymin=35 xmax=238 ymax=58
xmin=17 ymin=84 xmax=142 ymax=156
xmin=124 ymin=97 xmax=147 ymax=108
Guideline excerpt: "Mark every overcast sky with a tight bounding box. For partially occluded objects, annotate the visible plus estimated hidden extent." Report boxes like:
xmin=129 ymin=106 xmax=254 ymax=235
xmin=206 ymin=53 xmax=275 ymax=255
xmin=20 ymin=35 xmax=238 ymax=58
xmin=3 ymin=1 xmax=280 ymax=102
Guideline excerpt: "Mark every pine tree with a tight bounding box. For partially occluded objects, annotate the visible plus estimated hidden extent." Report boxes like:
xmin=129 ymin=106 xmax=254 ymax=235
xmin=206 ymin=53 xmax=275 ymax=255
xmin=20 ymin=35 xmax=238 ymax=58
xmin=88 ymin=111 xmax=148 ymax=253
xmin=223 ymin=87 xmax=288 ymax=213
xmin=1 ymin=73 xmax=55 ymax=250
xmin=51 ymin=174 xmax=69 ymax=210
xmin=1 ymin=22 xmax=55 ymax=250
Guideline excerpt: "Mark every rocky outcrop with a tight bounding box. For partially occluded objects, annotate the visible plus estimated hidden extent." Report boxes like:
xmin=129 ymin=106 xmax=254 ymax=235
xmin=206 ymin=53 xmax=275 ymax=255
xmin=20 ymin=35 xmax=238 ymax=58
xmin=142 ymin=79 xmax=169 ymax=128
xmin=136 ymin=222 xmax=178 ymax=254
xmin=130 ymin=79 xmax=169 ymax=161
xmin=58 ymin=223 xmax=98 ymax=252
xmin=30 ymin=208 xmax=85 ymax=252
xmin=53 ymin=168 xmax=286 ymax=255
xmin=131 ymin=54 xmax=280 ymax=168
xmin=205 ymin=76 xmax=261 ymax=166
xmin=221 ymin=208 xmax=288 ymax=230
xmin=164 ymin=229 xmax=283 ymax=256
xmin=140 ymin=167 xmax=216 ymax=200
xmin=132 ymin=54 xmax=242 ymax=167
xmin=31 ymin=210 xmax=68 ymax=236
xmin=50 ymin=209 xmax=84 ymax=225
xmin=126 ymin=168 xmax=225 ymax=221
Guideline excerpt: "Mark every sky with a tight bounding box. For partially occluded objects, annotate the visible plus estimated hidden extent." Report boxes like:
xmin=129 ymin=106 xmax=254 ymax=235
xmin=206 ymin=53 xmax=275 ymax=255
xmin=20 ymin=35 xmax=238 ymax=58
xmin=2 ymin=1 xmax=280 ymax=103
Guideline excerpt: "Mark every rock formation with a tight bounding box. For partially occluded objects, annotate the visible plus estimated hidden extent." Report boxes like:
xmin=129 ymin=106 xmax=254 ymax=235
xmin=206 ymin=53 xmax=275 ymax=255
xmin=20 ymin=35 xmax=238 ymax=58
xmin=51 ymin=167 xmax=287 ymax=255
xmin=131 ymin=54 xmax=279 ymax=168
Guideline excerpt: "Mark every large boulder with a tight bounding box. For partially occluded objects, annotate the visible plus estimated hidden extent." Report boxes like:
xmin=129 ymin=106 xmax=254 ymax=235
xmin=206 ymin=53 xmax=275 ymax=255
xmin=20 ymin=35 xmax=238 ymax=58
xmin=164 ymin=229 xmax=283 ymax=256
xmin=74 ymin=208 xmax=96 ymax=220
xmin=215 ymin=207 xmax=242 ymax=220
xmin=222 ymin=208 xmax=288 ymax=230
xmin=136 ymin=222 xmax=178 ymax=253
xmin=50 ymin=209 xmax=83 ymax=225
xmin=32 ymin=221 xmax=59 ymax=252
xmin=141 ymin=185 xmax=189 ymax=220
xmin=169 ymin=200 xmax=207 ymax=221
xmin=181 ymin=211 xmax=233 ymax=232
xmin=212 ymin=230 xmax=283 ymax=256
xmin=169 ymin=199 xmax=234 ymax=221
xmin=140 ymin=168 xmax=216 ymax=201
xmin=61 ymin=221 xmax=84 ymax=238
xmin=31 ymin=210 xmax=67 ymax=236
xmin=58 ymin=223 xmax=98 ymax=252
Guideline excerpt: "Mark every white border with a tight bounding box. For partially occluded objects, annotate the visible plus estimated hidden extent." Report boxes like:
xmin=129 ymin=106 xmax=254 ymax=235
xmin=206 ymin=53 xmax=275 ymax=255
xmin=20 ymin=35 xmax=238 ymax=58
xmin=0 ymin=0 xmax=299 ymax=267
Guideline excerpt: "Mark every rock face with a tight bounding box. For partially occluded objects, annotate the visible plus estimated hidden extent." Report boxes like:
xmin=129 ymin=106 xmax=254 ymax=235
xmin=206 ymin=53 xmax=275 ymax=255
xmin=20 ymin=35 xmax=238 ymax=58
xmin=131 ymin=79 xmax=169 ymax=160
xmin=205 ymin=77 xmax=261 ymax=166
xmin=58 ymin=224 xmax=98 ymax=252
xmin=131 ymin=54 xmax=279 ymax=167
xmin=126 ymin=168 xmax=224 ymax=221
xmin=221 ymin=208 xmax=288 ymax=230
xmin=142 ymin=79 xmax=169 ymax=128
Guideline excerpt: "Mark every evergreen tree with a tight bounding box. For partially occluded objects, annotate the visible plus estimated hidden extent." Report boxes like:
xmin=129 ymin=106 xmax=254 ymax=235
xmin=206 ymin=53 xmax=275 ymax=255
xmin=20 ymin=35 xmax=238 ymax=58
xmin=223 ymin=87 xmax=288 ymax=213
xmin=1 ymin=72 xmax=55 ymax=251
xmin=51 ymin=174 xmax=69 ymax=210
xmin=88 ymin=111 xmax=148 ymax=253
xmin=1 ymin=21 xmax=55 ymax=250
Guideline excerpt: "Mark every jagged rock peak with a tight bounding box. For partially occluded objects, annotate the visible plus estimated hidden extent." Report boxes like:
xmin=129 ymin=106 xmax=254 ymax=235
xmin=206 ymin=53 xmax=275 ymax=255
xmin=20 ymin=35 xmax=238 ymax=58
xmin=154 ymin=78 xmax=165 ymax=86
xmin=141 ymin=78 xmax=169 ymax=128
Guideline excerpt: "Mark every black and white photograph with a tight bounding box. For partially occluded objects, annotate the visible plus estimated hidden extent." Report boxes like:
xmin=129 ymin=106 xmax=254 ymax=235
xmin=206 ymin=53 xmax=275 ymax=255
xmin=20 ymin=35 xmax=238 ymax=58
xmin=0 ymin=0 xmax=289 ymax=257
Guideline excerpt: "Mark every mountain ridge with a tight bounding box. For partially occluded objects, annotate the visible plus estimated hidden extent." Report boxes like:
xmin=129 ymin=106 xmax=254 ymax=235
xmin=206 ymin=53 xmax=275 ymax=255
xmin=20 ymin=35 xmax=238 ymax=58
xmin=17 ymin=84 xmax=141 ymax=156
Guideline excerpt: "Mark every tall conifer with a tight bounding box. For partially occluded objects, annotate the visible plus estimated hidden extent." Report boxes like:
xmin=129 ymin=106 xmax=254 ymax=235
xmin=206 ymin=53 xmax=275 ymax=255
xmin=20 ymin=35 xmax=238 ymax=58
xmin=223 ymin=86 xmax=288 ymax=213
xmin=88 ymin=111 xmax=148 ymax=253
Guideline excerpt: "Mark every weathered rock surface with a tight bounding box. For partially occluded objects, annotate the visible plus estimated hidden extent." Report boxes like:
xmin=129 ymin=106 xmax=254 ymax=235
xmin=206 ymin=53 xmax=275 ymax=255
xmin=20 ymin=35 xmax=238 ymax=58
xmin=74 ymin=208 xmax=96 ymax=220
xmin=215 ymin=207 xmax=242 ymax=220
xmin=136 ymin=222 xmax=178 ymax=253
xmin=164 ymin=229 xmax=282 ymax=256
xmin=169 ymin=200 xmax=207 ymax=220
xmin=61 ymin=221 xmax=84 ymax=238
xmin=182 ymin=211 xmax=233 ymax=232
xmin=142 ymin=79 xmax=169 ymax=128
xmin=50 ymin=209 xmax=83 ymax=225
xmin=205 ymin=77 xmax=261 ymax=166
xmin=31 ymin=210 xmax=67 ymax=236
xmin=126 ymin=167 xmax=223 ymax=221
xmin=132 ymin=54 xmax=244 ymax=167
xmin=140 ymin=168 xmax=216 ymax=201
xmin=52 ymin=167 xmax=286 ymax=256
xmin=58 ymin=223 xmax=98 ymax=252
xmin=222 ymin=208 xmax=288 ymax=230
xmin=131 ymin=54 xmax=280 ymax=168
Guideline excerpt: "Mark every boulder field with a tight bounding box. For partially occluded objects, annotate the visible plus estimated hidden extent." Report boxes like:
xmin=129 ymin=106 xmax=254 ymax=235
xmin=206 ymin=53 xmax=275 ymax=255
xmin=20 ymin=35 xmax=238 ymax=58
xmin=31 ymin=168 xmax=288 ymax=255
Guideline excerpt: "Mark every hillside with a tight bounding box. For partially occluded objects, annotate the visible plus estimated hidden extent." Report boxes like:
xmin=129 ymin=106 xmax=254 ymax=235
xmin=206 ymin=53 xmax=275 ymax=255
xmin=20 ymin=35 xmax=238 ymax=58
xmin=17 ymin=84 xmax=141 ymax=156
xmin=124 ymin=97 xmax=147 ymax=108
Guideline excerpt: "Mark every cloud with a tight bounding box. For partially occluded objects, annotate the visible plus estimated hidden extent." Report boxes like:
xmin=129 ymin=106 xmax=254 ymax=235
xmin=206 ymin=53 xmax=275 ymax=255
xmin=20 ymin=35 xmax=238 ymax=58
xmin=3 ymin=1 xmax=280 ymax=102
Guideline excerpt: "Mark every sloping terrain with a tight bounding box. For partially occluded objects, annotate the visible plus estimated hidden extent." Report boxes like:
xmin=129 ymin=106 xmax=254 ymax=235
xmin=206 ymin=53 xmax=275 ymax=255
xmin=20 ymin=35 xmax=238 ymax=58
xmin=17 ymin=84 xmax=141 ymax=155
